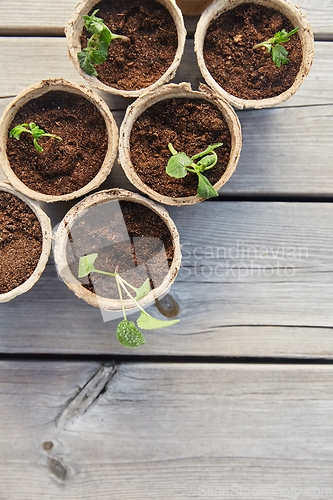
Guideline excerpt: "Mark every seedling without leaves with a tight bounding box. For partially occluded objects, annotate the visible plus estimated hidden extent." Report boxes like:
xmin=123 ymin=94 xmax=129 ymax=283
xmin=166 ymin=143 xmax=223 ymax=199
xmin=253 ymin=27 xmax=299 ymax=68
xmin=78 ymin=9 xmax=130 ymax=76
xmin=9 ymin=123 xmax=62 ymax=152
xmin=78 ymin=253 xmax=179 ymax=348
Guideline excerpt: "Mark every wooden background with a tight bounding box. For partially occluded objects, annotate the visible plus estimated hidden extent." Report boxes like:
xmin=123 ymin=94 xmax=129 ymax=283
xmin=1 ymin=0 xmax=333 ymax=498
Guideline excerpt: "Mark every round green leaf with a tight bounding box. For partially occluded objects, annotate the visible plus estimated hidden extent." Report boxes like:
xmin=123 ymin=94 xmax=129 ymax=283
xmin=117 ymin=320 xmax=145 ymax=348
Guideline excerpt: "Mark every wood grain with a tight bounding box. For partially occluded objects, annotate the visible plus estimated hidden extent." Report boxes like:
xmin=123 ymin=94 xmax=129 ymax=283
xmin=0 ymin=38 xmax=331 ymax=106
xmin=1 ymin=360 xmax=333 ymax=499
xmin=0 ymin=0 xmax=332 ymax=37
xmin=1 ymin=202 xmax=333 ymax=358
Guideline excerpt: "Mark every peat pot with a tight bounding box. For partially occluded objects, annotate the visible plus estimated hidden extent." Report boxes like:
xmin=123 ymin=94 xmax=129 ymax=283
xmin=65 ymin=0 xmax=186 ymax=97
xmin=53 ymin=188 xmax=182 ymax=312
xmin=195 ymin=0 xmax=314 ymax=109
xmin=119 ymin=82 xmax=242 ymax=206
xmin=0 ymin=182 xmax=52 ymax=303
xmin=0 ymin=78 xmax=118 ymax=202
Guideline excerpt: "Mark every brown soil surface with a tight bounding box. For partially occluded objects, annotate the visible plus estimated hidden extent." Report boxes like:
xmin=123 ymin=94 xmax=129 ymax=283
xmin=129 ymin=97 xmax=231 ymax=198
xmin=67 ymin=200 xmax=174 ymax=299
xmin=7 ymin=91 xmax=108 ymax=196
xmin=203 ymin=3 xmax=302 ymax=100
xmin=81 ymin=0 xmax=178 ymax=91
xmin=0 ymin=192 xmax=42 ymax=294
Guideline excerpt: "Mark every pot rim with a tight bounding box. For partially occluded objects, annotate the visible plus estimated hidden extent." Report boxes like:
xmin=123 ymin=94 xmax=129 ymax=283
xmin=194 ymin=0 xmax=315 ymax=109
xmin=0 ymin=78 xmax=118 ymax=203
xmin=65 ymin=0 xmax=187 ymax=98
xmin=53 ymin=188 xmax=182 ymax=311
xmin=0 ymin=182 xmax=52 ymax=303
xmin=118 ymin=82 xmax=242 ymax=206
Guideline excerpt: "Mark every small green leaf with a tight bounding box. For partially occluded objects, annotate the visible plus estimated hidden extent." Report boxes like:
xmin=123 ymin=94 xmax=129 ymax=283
xmin=196 ymin=153 xmax=217 ymax=171
xmin=89 ymin=48 xmax=106 ymax=65
xmin=99 ymin=28 xmax=112 ymax=56
xmin=117 ymin=320 xmax=145 ymax=348
xmin=9 ymin=124 xmax=29 ymax=140
xmin=137 ymin=310 xmax=179 ymax=330
xmin=33 ymin=138 xmax=43 ymax=152
xmin=78 ymin=49 xmax=98 ymax=76
xmin=253 ymin=27 xmax=299 ymax=68
xmin=190 ymin=143 xmax=223 ymax=161
xmin=196 ymin=172 xmax=219 ymax=199
xmin=83 ymin=10 xmax=105 ymax=34
xmin=78 ymin=253 xmax=99 ymax=278
xmin=271 ymin=44 xmax=289 ymax=68
xmin=166 ymin=153 xmax=191 ymax=178
xmin=134 ymin=278 xmax=151 ymax=300
xmin=29 ymin=123 xmax=45 ymax=140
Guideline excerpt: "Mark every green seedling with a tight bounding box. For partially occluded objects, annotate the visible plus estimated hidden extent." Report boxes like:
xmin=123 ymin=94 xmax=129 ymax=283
xmin=9 ymin=123 xmax=62 ymax=152
xmin=78 ymin=253 xmax=179 ymax=348
xmin=78 ymin=9 xmax=130 ymax=76
xmin=253 ymin=27 xmax=299 ymax=68
xmin=166 ymin=143 xmax=223 ymax=199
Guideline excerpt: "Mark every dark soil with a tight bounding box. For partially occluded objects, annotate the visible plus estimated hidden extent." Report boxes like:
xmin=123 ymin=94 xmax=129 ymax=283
xmin=130 ymin=98 xmax=231 ymax=198
xmin=67 ymin=199 xmax=174 ymax=299
xmin=0 ymin=192 xmax=43 ymax=294
xmin=203 ymin=3 xmax=302 ymax=100
xmin=7 ymin=91 xmax=108 ymax=196
xmin=81 ymin=0 xmax=178 ymax=91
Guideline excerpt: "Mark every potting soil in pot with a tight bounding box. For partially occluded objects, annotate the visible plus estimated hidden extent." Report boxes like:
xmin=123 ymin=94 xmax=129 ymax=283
xmin=80 ymin=0 xmax=178 ymax=91
xmin=6 ymin=91 xmax=108 ymax=196
xmin=203 ymin=3 xmax=302 ymax=100
xmin=0 ymin=192 xmax=42 ymax=294
xmin=130 ymin=98 xmax=231 ymax=197
xmin=66 ymin=199 xmax=174 ymax=299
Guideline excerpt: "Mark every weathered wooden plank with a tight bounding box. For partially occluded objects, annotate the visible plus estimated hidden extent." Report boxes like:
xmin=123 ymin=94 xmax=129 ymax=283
xmin=0 ymin=38 xmax=332 ymax=107
xmin=2 ymin=202 xmax=333 ymax=357
xmin=2 ymin=360 xmax=333 ymax=499
xmin=223 ymin=103 xmax=333 ymax=195
xmin=0 ymin=0 xmax=331 ymax=37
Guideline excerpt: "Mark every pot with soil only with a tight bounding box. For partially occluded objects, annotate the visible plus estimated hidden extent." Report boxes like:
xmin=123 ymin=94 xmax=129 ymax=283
xmin=0 ymin=78 xmax=118 ymax=203
xmin=65 ymin=0 xmax=186 ymax=97
xmin=195 ymin=0 xmax=314 ymax=109
xmin=119 ymin=82 xmax=242 ymax=206
xmin=53 ymin=189 xmax=182 ymax=347
xmin=0 ymin=183 xmax=52 ymax=303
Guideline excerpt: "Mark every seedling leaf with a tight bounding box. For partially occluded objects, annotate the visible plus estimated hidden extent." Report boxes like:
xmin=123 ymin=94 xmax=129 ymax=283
xmin=117 ymin=320 xmax=146 ymax=348
xmin=9 ymin=122 xmax=62 ymax=152
xmin=166 ymin=153 xmax=191 ymax=178
xmin=78 ymin=253 xmax=99 ymax=277
xmin=253 ymin=27 xmax=299 ymax=68
xmin=134 ymin=278 xmax=151 ymax=300
xmin=78 ymin=49 xmax=98 ymax=76
xmin=79 ymin=10 xmax=129 ymax=76
xmin=137 ymin=310 xmax=179 ymax=330
xmin=196 ymin=172 xmax=219 ymax=198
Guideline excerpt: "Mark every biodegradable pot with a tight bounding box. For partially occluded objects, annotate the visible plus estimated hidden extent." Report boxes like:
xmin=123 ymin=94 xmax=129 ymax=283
xmin=65 ymin=0 xmax=187 ymax=98
xmin=0 ymin=78 xmax=118 ymax=203
xmin=0 ymin=182 xmax=52 ymax=303
xmin=53 ymin=188 xmax=182 ymax=311
xmin=118 ymin=82 xmax=242 ymax=206
xmin=194 ymin=0 xmax=314 ymax=109
xmin=176 ymin=0 xmax=213 ymax=15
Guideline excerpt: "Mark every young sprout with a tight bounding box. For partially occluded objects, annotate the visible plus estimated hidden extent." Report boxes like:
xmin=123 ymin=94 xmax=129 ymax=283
xmin=9 ymin=123 xmax=62 ymax=152
xmin=253 ymin=27 xmax=299 ymax=68
xmin=166 ymin=143 xmax=223 ymax=199
xmin=78 ymin=9 xmax=130 ymax=77
xmin=78 ymin=253 xmax=179 ymax=348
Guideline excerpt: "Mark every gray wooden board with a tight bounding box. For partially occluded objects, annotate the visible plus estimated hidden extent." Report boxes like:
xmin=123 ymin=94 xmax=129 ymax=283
xmin=0 ymin=38 xmax=332 ymax=106
xmin=1 ymin=360 xmax=333 ymax=499
xmin=0 ymin=0 xmax=332 ymax=37
xmin=2 ymin=201 xmax=333 ymax=358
